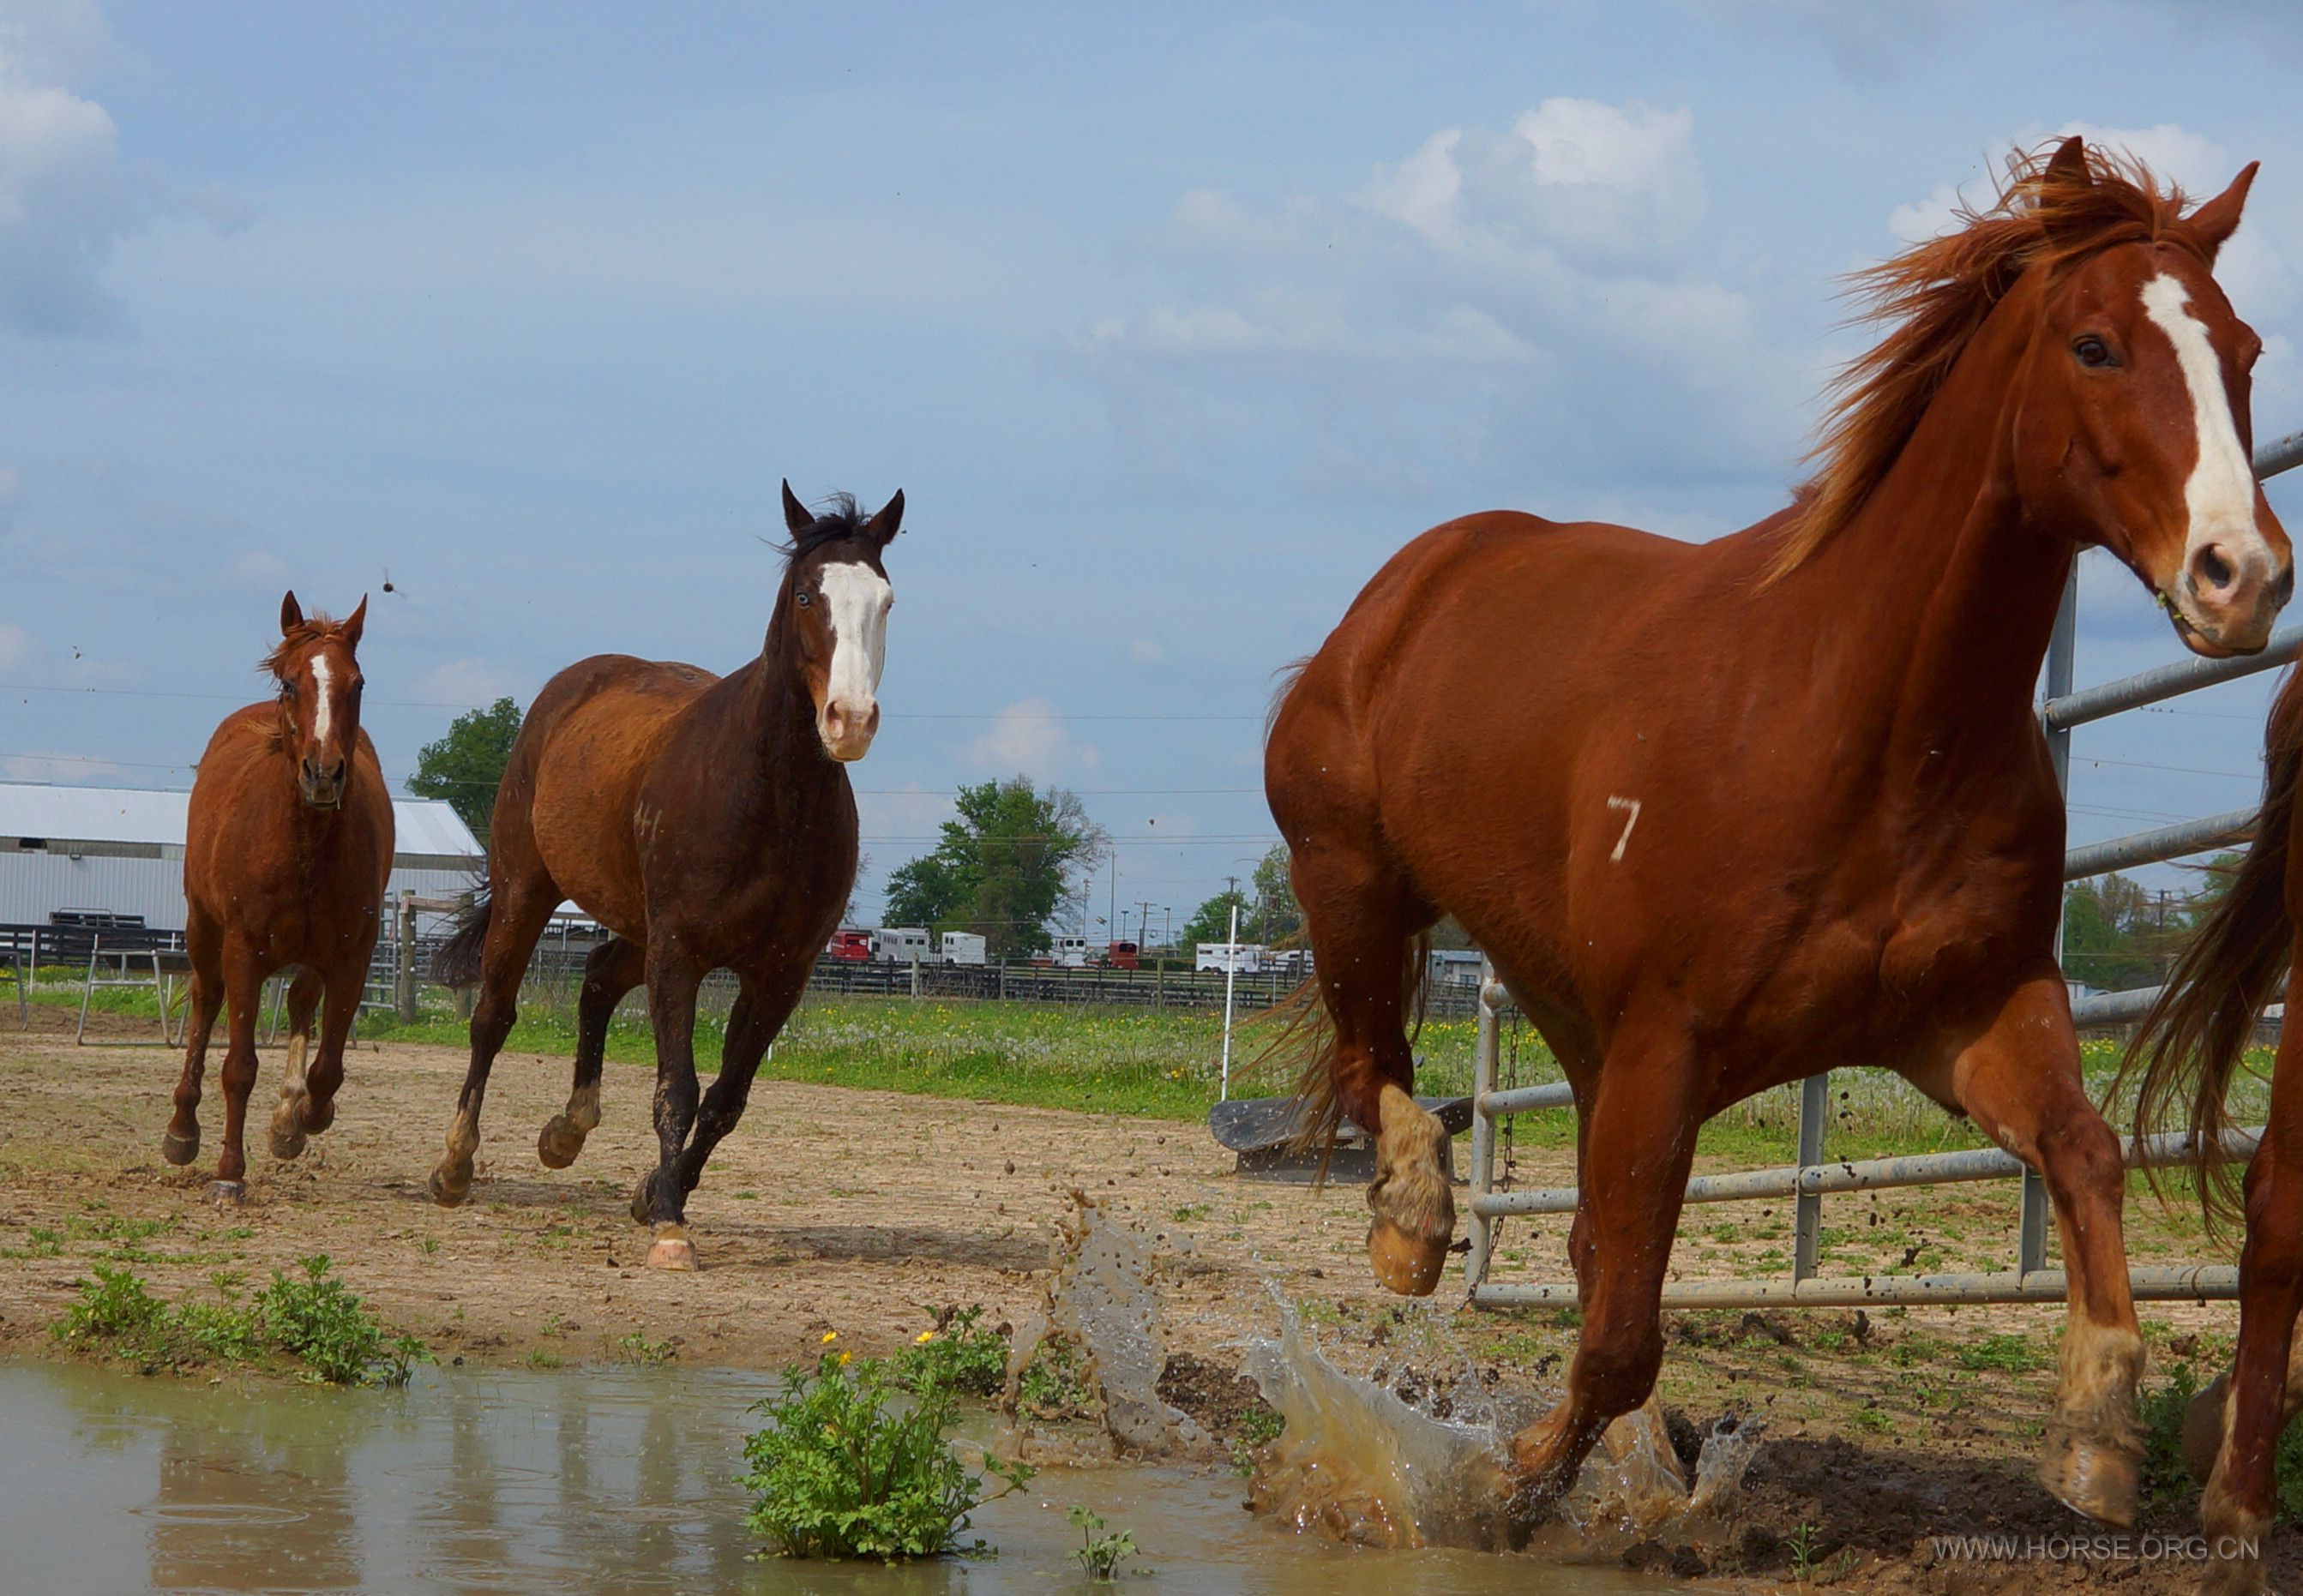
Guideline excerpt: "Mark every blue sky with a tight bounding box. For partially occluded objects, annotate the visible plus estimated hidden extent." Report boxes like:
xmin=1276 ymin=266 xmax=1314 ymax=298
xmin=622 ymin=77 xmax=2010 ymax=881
xmin=3 ymin=0 xmax=2300 ymax=933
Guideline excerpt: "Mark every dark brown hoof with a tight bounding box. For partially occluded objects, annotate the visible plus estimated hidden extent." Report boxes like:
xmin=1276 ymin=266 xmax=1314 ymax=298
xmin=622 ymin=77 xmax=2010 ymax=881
xmin=1368 ymin=1219 xmax=1448 ymax=1297
xmin=537 ymin=1116 xmax=586 ymax=1170
xmin=269 ymin=1113 xmax=308 ymax=1162
xmin=645 ymin=1225 xmax=698 ymax=1272
xmin=429 ymin=1165 xmax=472 ymax=1209
xmin=208 ymin=1180 xmax=246 ymax=1209
xmin=298 ymin=1098 xmax=335 ymax=1136
xmin=160 ymin=1128 xmax=200 ymax=1167
xmin=629 ymin=1175 xmax=661 ymax=1226
xmin=2184 ymin=1371 xmax=2230 ymax=1485
xmin=2040 ymin=1421 xmax=2140 ymax=1529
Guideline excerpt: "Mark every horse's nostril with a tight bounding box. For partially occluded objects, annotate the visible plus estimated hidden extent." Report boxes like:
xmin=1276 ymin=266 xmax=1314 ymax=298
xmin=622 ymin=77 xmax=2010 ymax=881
xmin=2198 ymin=546 xmax=2237 ymax=591
xmin=2276 ymin=564 xmax=2296 ymax=609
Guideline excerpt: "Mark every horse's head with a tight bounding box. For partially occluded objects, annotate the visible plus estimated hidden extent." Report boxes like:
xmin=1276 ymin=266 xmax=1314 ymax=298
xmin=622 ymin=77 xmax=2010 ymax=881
xmin=267 ymin=591 xmax=368 ymax=808
xmin=777 ymin=482 xmax=903 ymax=762
xmin=2014 ymin=137 xmax=2292 ymax=657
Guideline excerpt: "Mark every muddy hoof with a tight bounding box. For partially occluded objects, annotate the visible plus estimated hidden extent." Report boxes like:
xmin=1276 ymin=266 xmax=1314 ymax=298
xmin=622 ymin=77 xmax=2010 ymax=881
xmin=644 ymin=1226 xmax=698 ymax=1272
xmin=298 ymin=1098 xmax=336 ymax=1136
xmin=629 ymin=1173 xmax=663 ymax=1226
xmin=2184 ymin=1371 xmax=2231 ymax=1485
xmin=160 ymin=1128 xmax=201 ymax=1167
xmin=2039 ymin=1423 xmax=2140 ymax=1528
xmin=208 ymin=1179 xmax=246 ymax=1209
xmin=269 ymin=1122 xmax=308 ymax=1162
xmin=1368 ymin=1219 xmax=1448 ymax=1296
xmin=537 ymin=1116 xmax=586 ymax=1170
xmin=428 ymin=1165 xmax=472 ymax=1209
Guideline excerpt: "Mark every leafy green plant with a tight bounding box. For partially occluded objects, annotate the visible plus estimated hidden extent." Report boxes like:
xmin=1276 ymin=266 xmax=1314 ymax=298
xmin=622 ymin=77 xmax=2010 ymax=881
xmin=1016 ymin=1335 xmax=1093 ymax=1418
xmin=613 ymin=1330 xmax=676 ymax=1365
xmin=2140 ymin=1362 xmax=2202 ymax=1508
xmin=1068 ymin=1504 xmax=1138 ymax=1581
xmin=259 ymin=1256 xmax=428 ymax=1386
xmin=895 ymin=1306 xmax=1008 ymax=1398
xmin=1788 ymin=1521 xmax=1823 ymax=1581
xmin=1954 ymin=1333 xmax=2049 ymax=1374
xmin=739 ymin=1341 xmax=1033 ymax=1561
xmin=52 ymin=1257 xmax=424 ymax=1385
xmin=1231 ymin=1404 xmax=1285 ymax=1476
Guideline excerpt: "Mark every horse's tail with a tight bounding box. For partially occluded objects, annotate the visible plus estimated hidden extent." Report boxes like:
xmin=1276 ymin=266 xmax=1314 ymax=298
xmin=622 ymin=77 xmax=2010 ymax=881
xmin=2123 ymin=692 xmax=2303 ymax=1239
xmin=1269 ymin=929 xmax=1434 ymax=1184
xmin=430 ymin=885 xmax=493 ymax=988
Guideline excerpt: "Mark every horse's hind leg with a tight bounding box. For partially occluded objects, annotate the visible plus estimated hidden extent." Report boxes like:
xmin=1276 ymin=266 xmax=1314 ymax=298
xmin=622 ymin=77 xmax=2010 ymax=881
xmin=1506 ymin=1017 xmax=1701 ymax=1505
xmin=1291 ymin=840 xmax=1449 ymax=1295
xmin=430 ymin=881 xmax=557 ymax=1207
xmin=538 ymin=935 xmax=643 ymax=1168
xmin=162 ymin=914 xmax=225 ymax=1167
xmin=1932 ymin=969 xmax=2144 ymax=1528
xmin=267 ymin=968 xmax=324 ymax=1161
xmin=2192 ymin=995 xmax=2303 ymax=1596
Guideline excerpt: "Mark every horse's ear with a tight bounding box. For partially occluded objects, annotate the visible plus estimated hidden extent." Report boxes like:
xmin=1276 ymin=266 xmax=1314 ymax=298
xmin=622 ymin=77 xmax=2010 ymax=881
xmin=341 ymin=596 xmax=368 ymax=650
xmin=2188 ymin=161 xmax=2259 ymax=260
xmin=280 ymin=591 xmax=304 ymax=635
xmin=2043 ymin=135 xmax=2091 ymax=188
xmin=782 ymin=479 xmax=814 ymax=537
xmin=864 ymin=489 xmax=905 ymax=547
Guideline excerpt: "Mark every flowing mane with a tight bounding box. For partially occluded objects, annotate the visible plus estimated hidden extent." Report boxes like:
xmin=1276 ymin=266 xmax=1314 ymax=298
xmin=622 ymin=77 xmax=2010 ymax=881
xmin=1765 ymin=142 xmax=2209 ymax=583
xmin=257 ymin=612 xmax=346 ymax=676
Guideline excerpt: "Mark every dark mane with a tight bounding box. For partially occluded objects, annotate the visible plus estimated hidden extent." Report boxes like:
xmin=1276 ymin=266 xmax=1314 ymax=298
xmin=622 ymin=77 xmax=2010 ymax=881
xmin=1765 ymin=141 xmax=2209 ymax=584
xmin=782 ymin=492 xmax=870 ymax=559
xmin=257 ymin=613 xmax=346 ymax=677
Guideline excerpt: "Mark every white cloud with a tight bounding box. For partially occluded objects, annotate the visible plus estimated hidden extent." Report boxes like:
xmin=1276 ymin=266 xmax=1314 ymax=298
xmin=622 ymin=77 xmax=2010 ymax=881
xmin=1127 ymin=638 xmax=1165 ymax=665
xmin=959 ymin=698 xmax=1101 ymax=780
xmin=0 ymin=1 xmax=136 ymax=334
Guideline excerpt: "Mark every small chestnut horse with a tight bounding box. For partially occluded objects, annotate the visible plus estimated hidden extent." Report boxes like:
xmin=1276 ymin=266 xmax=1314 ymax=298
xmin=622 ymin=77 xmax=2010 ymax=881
xmin=1266 ymin=140 xmax=2289 ymax=1527
xmin=428 ymin=484 xmax=902 ymax=1269
xmin=163 ymin=593 xmax=393 ymax=1203
xmin=2131 ymin=674 xmax=2303 ymax=1595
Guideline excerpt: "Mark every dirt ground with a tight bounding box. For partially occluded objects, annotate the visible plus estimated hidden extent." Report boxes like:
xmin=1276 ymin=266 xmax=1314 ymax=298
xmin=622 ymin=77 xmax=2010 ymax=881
xmin=1 ymin=1005 xmax=2291 ymax=1592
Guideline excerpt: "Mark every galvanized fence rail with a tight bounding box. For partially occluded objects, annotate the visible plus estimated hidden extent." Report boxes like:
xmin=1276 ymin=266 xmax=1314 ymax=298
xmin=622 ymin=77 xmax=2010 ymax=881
xmin=1464 ymin=428 xmax=2303 ymax=1313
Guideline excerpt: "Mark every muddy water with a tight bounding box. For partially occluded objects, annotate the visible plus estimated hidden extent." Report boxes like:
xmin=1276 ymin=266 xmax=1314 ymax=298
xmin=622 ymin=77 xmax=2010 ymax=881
xmin=0 ymin=1363 xmax=1694 ymax=1594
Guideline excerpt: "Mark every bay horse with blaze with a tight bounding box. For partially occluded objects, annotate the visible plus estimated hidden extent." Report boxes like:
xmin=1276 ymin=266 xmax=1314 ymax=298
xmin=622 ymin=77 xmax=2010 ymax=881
xmin=163 ymin=592 xmax=393 ymax=1203
xmin=428 ymin=484 xmax=903 ymax=1270
xmin=1266 ymin=141 xmax=2288 ymax=1529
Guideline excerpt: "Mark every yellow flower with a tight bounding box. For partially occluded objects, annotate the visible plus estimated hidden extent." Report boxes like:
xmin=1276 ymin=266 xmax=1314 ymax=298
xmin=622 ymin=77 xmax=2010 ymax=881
xmin=821 ymin=1330 xmax=839 ymax=1344
xmin=915 ymin=1330 xmax=937 ymax=1344
xmin=838 ymin=1351 xmax=853 ymax=1366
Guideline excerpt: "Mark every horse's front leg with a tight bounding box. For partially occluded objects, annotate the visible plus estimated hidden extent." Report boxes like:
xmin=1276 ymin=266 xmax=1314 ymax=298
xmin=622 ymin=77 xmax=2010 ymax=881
xmin=1506 ymin=1016 xmax=1701 ymax=1508
xmin=676 ymin=963 xmax=804 ymax=1197
xmin=631 ymin=955 xmax=703 ymax=1270
xmin=1932 ymin=968 xmax=2144 ymax=1527
xmin=209 ymin=944 xmax=268 ymax=1206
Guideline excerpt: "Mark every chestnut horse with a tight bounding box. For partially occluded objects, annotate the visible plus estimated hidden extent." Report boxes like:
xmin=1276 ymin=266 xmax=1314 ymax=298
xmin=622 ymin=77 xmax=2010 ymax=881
xmin=1266 ymin=140 xmax=2289 ymax=1527
xmin=427 ymin=484 xmax=903 ymax=1269
xmin=2130 ymin=672 xmax=2303 ymax=1594
xmin=162 ymin=593 xmax=393 ymax=1203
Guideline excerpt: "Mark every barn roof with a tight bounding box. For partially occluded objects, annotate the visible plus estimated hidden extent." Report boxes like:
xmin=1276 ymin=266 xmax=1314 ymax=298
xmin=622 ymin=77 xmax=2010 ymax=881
xmin=0 ymin=782 xmax=483 ymax=859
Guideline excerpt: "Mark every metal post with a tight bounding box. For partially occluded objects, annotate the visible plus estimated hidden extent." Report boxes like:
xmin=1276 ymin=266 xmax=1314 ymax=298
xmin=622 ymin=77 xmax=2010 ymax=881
xmin=395 ymin=889 xmax=418 ymax=1023
xmin=1792 ymin=1071 xmax=1831 ymax=1282
xmin=1218 ymin=902 xmax=1240 ymax=1101
xmin=2021 ymin=570 xmax=2082 ymax=1275
xmin=1466 ymin=957 xmax=1500 ymax=1291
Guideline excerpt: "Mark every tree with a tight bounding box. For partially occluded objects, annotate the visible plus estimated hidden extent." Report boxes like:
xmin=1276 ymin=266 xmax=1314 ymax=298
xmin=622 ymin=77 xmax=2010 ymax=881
xmin=1181 ymin=888 xmax=1251 ymax=953
xmin=880 ymin=777 xmax=1109 ymax=958
xmin=407 ymin=698 xmax=523 ymax=848
xmin=1250 ymin=843 xmax=1302 ymax=943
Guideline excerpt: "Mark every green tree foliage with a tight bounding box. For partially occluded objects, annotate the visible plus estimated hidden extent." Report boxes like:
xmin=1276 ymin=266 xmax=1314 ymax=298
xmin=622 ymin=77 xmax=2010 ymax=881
xmin=407 ymin=697 xmax=523 ymax=847
xmin=2060 ymin=870 xmax=2205 ymax=991
xmin=1181 ymin=843 xmax=1303 ymax=951
xmin=881 ymin=777 xmax=1109 ymax=958
xmin=1180 ymin=888 xmax=1251 ymax=952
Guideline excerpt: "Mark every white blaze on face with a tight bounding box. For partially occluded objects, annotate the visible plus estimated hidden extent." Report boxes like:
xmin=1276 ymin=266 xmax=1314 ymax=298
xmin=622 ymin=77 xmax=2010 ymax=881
xmin=2141 ymin=273 xmax=2270 ymax=582
xmin=818 ymin=560 xmax=893 ymax=723
xmin=310 ymin=654 xmax=334 ymax=747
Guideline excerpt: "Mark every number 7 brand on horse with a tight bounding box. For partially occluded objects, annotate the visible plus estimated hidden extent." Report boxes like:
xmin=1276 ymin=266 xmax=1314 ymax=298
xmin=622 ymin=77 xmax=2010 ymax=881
xmin=1266 ymin=139 xmax=2289 ymax=1528
xmin=428 ymin=484 xmax=904 ymax=1271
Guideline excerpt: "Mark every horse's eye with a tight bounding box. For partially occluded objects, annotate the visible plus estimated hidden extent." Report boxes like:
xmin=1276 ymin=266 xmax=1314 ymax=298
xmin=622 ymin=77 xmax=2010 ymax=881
xmin=797 ymin=592 xmax=813 ymax=608
xmin=2072 ymin=335 xmax=2116 ymax=369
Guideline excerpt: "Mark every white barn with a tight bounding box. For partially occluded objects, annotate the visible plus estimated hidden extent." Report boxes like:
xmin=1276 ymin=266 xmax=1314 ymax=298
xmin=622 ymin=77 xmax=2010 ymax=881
xmin=0 ymin=783 xmax=482 ymax=935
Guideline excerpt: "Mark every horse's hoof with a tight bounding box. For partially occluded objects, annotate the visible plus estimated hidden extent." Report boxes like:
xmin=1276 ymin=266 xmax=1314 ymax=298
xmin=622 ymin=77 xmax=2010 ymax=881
xmin=298 ymin=1099 xmax=335 ymax=1136
xmin=269 ymin=1122 xmax=308 ymax=1162
xmin=208 ymin=1180 xmax=245 ymax=1209
xmin=1367 ymin=1219 xmax=1447 ymax=1297
xmin=644 ymin=1226 xmax=698 ymax=1272
xmin=537 ymin=1116 xmax=586 ymax=1170
xmin=2039 ymin=1422 xmax=2139 ymax=1528
xmin=160 ymin=1128 xmax=200 ymax=1167
xmin=629 ymin=1175 xmax=660 ymax=1226
xmin=2198 ymin=1552 xmax=2269 ymax=1596
xmin=2184 ymin=1371 xmax=2231 ymax=1485
xmin=429 ymin=1165 xmax=472 ymax=1209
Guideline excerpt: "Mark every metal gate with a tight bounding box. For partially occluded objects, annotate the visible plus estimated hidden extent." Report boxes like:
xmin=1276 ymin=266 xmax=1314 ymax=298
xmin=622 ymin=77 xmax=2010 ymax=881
xmin=1464 ymin=426 xmax=2303 ymax=1311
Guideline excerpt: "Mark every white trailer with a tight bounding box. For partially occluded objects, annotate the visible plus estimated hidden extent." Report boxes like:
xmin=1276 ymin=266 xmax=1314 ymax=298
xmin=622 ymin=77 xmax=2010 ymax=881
xmin=1196 ymin=942 xmax=1270 ymax=974
xmin=870 ymin=927 xmax=931 ymax=963
xmin=939 ymin=932 xmax=987 ymax=966
xmin=1051 ymin=934 xmax=1093 ymax=969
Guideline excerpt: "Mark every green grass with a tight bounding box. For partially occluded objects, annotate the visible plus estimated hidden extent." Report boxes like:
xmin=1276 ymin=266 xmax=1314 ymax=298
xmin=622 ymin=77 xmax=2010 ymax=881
xmin=51 ymin=1256 xmax=428 ymax=1385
